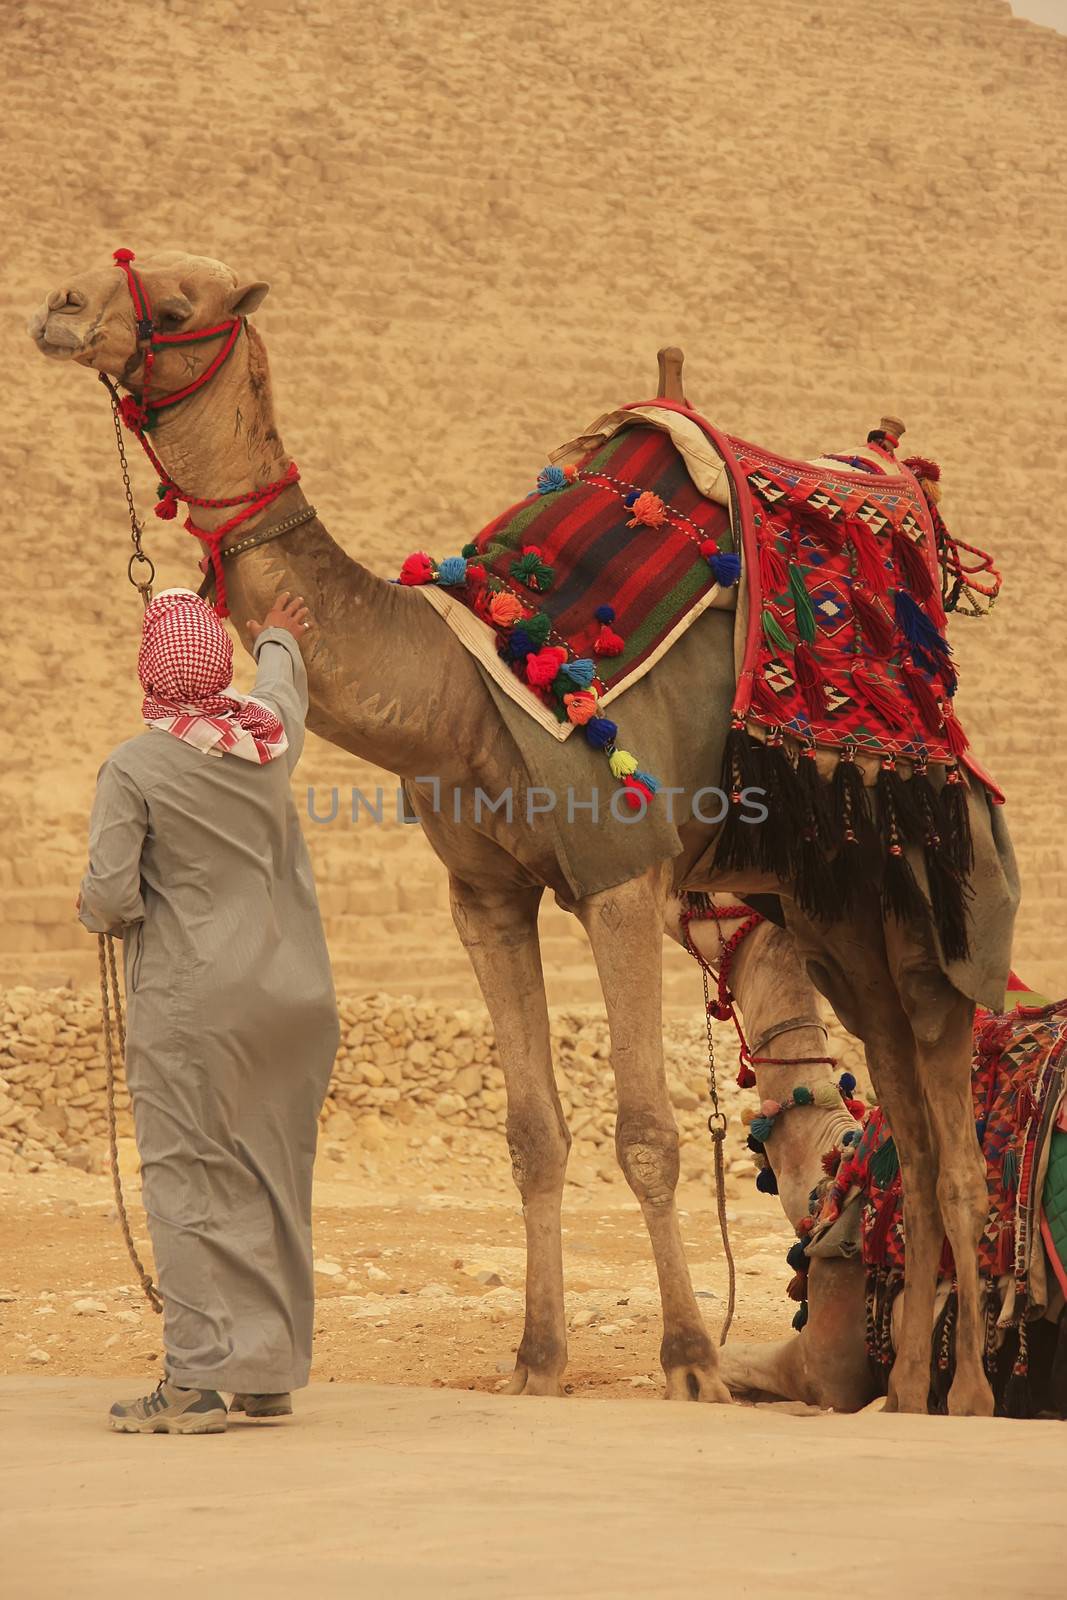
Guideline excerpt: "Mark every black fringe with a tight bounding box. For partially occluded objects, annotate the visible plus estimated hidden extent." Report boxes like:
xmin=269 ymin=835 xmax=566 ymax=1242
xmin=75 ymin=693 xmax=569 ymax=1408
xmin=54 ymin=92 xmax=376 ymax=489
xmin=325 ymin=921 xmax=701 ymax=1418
xmin=793 ymin=750 xmax=838 ymax=920
xmin=940 ymin=774 xmax=975 ymax=876
xmin=875 ymin=767 xmax=928 ymax=926
xmin=911 ymin=771 xmax=972 ymax=962
xmin=712 ymin=727 xmax=771 ymax=874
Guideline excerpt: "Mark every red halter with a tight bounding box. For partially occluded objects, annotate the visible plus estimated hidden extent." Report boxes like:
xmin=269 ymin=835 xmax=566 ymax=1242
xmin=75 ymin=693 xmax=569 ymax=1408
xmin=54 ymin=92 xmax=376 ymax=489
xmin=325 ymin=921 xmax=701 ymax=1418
xmin=105 ymin=247 xmax=299 ymax=617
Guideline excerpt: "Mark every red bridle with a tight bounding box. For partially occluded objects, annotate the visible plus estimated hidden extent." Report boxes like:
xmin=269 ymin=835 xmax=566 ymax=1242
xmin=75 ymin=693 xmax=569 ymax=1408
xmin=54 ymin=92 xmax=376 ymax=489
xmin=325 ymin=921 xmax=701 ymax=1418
xmin=103 ymin=247 xmax=299 ymax=617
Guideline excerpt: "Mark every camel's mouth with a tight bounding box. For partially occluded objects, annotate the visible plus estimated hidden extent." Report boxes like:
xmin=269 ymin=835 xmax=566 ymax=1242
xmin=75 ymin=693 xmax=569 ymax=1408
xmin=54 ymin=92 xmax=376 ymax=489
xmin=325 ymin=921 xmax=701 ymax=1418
xmin=27 ymin=309 xmax=94 ymax=362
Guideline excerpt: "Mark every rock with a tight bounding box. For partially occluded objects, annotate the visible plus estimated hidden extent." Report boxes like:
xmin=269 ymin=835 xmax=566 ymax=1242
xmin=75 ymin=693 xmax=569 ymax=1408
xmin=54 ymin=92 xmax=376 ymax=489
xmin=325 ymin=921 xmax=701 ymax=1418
xmin=629 ymin=1374 xmax=656 ymax=1388
xmin=0 ymin=1290 xmax=16 ymax=1303
xmin=27 ymin=1349 xmax=50 ymax=1364
xmin=597 ymin=1323 xmax=621 ymax=1336
xmin=72 ymin=1297 xmax=108 ymax=1315
xmin=113 ymin=1309 xmax=141 ymax=1325
xmin=452 ymin=1064 xmax=483 ymax=1099
xmin=474 ymin=1270 xmax=503 ymax=1287
xmin=365 ymin=1264 xmax=388 ymax=1282
xmin=314 ymin=1259 xmax=343 ymax=1277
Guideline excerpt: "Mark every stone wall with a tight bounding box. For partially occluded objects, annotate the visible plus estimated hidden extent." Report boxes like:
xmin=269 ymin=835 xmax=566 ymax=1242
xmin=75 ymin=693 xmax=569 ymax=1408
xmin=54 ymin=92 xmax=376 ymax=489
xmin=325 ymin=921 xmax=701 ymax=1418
xmin=0 ymin=985 xmax=865 ymax=1179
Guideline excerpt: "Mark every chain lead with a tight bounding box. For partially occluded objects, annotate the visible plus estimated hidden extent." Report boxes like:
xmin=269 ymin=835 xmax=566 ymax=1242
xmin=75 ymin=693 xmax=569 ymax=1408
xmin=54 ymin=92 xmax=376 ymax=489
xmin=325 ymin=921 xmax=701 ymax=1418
xmin=702 ymin=963 xmax=736 ymax=1345
xmin=102 ymin=375 xmax=154 ymax=608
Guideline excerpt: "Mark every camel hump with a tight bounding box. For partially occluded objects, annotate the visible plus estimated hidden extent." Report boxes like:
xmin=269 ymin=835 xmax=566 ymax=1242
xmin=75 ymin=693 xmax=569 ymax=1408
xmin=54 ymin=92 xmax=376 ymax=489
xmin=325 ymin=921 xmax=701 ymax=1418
xmin=657 ymin=346 xmax=686 ymax=405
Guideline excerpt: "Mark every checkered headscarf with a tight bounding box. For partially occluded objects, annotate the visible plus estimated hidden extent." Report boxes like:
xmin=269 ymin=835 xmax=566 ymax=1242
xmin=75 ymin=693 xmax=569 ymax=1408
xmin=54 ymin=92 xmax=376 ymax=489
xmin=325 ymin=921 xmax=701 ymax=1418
xmin=138 ymin=589 xmax=288 ymax=764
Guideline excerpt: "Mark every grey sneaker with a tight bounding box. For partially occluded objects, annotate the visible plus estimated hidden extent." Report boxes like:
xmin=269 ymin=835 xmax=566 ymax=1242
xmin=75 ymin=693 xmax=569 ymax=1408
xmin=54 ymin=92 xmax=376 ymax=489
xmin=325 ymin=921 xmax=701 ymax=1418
xmin=229 ymin=1392 xmax=292 ymax=1418
xmin=109 ymin=1380 xmax=228 ymax=1435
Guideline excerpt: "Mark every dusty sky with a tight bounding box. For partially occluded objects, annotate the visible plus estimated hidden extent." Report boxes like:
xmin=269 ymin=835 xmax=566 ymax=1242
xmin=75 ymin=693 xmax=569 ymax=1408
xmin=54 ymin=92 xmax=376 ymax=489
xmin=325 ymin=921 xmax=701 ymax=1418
xmin=1012 ymin=0 xmax=1067 ymax=27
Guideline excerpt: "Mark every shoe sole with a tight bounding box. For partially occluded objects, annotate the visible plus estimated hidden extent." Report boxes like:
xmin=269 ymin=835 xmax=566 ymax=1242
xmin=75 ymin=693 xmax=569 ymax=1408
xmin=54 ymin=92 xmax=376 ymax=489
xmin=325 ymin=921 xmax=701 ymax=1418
xmin=230 ymin=1398 xmax=293 ymax=1418
xmin=109 ymin=1412 xmax=228 ymax=1435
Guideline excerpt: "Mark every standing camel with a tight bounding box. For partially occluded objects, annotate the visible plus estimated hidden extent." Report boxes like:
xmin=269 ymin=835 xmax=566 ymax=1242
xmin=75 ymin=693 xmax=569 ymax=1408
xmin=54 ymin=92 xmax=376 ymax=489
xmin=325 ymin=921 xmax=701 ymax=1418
xmin=29 ymin=248 xmax=1018 ymax=1413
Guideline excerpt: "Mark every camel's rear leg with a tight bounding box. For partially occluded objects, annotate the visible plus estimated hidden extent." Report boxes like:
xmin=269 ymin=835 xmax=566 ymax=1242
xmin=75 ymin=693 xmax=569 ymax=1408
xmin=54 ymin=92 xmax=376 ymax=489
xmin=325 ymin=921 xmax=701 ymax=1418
xmin=578 ymin=866 xmax=729 ymax=1403
xmin=886 ymin=925 xmax=992 ymax=1416
xmin=450 ymin=878 xmax=570 ymax=1397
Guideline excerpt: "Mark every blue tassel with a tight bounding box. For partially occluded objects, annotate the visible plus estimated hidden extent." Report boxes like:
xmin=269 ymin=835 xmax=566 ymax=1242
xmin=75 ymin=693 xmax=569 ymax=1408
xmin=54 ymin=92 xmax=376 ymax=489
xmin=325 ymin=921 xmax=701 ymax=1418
xmin=756 ymin=1166 xmax=779 ymax=1195
xmin=632 ymin=769 xmax=660 ymax=793
xmin=838 ymin=1071 xmax=856 ymax=1096
xmin=560 ymin=657 xmax=596 ymax=689
xmin=894 ymin=589 xmax=952 ymax=662
xmin=437 ymin=555 xmax=467 ymax=586
xmin=786 ymin=1239 xmax=808 ymax=1272
xmin=842 ymin=1129 xmax=859 ymax=1146
xmin=595 ymin=604 xmax=616 ymax=624
xmin=623 ymin=490 xmax=639 ymax=507
xmin=536 ymin=465 xmax=568 ymax=495
xmin=746 ymin=1132 xmax=766 ymax=1155
xmin=584 ymin=717 xmax=618 ymax=749
xmin=708 ymin=550 xmax=741 ymax=586
xmin=750 ymin=1114 xmax=775 ymax=1143
xmin=507 ymin=630 xmax=535 ymax=661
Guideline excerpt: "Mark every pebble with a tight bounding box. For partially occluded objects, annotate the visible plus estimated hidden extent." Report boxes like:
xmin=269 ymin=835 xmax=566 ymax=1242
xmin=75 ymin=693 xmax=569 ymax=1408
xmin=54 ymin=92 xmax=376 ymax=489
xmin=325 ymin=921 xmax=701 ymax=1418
xmin=0 ymin=1291 xmax=16 ymax=1303
xmin=72 ymin=1297 xmax=108 ymax=1315
xmin=313 ymin=1259 xmax=343 ymax=1277
xmin=597 ymin=1323 xmax=621 ymax=1336
xmin=474 ymin=1270 xmax=503 ymax=1287
xmin=629 ymin=1375 xmax=656 ymax=1388
xmin=27 ymin=1349 xmax=50 ymax=1364
xmin=365 ymin=1264 xmax=388 ymax=1281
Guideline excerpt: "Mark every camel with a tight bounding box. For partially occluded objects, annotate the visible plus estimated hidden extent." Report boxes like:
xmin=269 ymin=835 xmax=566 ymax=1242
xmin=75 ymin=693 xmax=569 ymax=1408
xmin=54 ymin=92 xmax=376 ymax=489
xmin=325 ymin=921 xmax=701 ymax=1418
xmin=684 ymin=901 xmax=1065 ymax=1415
xmin=29 ymin=248 xmax=1016 ymax=1413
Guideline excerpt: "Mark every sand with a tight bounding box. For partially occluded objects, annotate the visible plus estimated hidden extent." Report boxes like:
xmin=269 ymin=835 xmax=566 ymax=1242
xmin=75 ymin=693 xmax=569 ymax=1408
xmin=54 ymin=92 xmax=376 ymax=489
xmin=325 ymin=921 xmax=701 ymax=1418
xmin=1 ymin=1377 xmax=1064 ymax=1599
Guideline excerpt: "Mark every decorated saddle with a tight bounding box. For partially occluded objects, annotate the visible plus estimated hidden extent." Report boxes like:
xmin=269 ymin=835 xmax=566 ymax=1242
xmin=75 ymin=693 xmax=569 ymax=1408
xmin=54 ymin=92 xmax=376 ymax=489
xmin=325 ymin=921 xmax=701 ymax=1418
xmin=802 ymin=990 xmax=1067 ymax=1416
xmin=399 ymin=398 xmax=1002 ymax=955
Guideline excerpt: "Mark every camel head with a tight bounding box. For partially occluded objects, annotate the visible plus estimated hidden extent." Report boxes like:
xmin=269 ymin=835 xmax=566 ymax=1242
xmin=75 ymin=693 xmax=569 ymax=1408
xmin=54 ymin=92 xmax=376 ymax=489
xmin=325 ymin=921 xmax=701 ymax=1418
xmin=27 ymin=249 xmax=270 ymax=393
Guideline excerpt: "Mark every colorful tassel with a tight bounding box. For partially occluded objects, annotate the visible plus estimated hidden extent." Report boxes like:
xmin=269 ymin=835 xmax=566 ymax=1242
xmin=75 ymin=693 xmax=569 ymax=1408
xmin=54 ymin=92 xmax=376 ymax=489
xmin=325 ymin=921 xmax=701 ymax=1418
xmin=525 ymin=646 xmax=567 ymax=687
xmin=506 ymin=629 xmax=535 ymax=661
xmin=761 ymin=609 xmax=793 ymax=653
xmin=839 ymin=1072 xmax=856 ymax=1095
xmin=894 ymin=588 xmax=952 ymax=664
xmin=594 ymin=625 xmax=625 ymax=657
xmin=942 ymin=710 xmax=970 ymax=756
xmin=851 ymin=583 xmax=896 ymax=656
xmin=756 ymin=1166 xmax=779 ymax=1195
xmin=850 ymin=520 xmax=890 ymax=594
xmin=461 ymin=542 xmax=479 ymax=558
xmin=702 ymin=546 xmax=741 ymax=586
xmin=788 ymin=565 xmax=817 ymax=642
xmin=608 ymin=749 xmax=639 ymax=780
xmin=793 ymin=641 xmax=828 ymax=721
xmin=632 ymin=769 xmax=660 ymax=793
xmin=536 ymin=464 xmax=568 ymax=494
xmin=399 ymin=552 xmax=435 ymax=586
xmin=595 ymin=605 xmax=616 ymax=624
xmin=488 ymin=592 xmax=528 ymax=627
xmin=891 ymin=524 xmax=936 ymax=605
xmin=560 ymin=657 xmax=596 ymax=688
xmin=622 ymin=775 xmax=656 ymax=811
xmin=584 ymin=716 xmax=617 ymax=749
xmin=511 ymin=547 xmax=555 ymax=592
xmin=437 ymin=555 xmax=467 ymax=586
xmin=758 ymin=538 xmax=788 ymax=595
xmin=626 ymin=490 xmax=668 ymax=529
xmin=564 ymin=691 xmax=598 ymax=725
xmin=522 ymin=612 xmax=552 ymax=647
xmin=900 ymin=662 xmax=943 ymax=735
xmin=850 ymin=664 xmax=912 ymax=730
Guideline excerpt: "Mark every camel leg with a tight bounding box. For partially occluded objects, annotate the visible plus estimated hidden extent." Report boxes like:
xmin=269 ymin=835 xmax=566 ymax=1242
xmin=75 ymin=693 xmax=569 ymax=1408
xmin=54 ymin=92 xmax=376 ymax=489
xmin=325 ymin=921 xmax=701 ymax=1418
xmin=721 ymin=1257 xmax=874 ymax=1410
xmin=786 ymin=905 xmax=943 ymax=1414
xmin=578 ymin=866 xmax=729 ymax=1403
xmin=449 ymin=877 xmax=570 ymax=1397
xmin=886 ymin=924 xmax=991 ymax=1416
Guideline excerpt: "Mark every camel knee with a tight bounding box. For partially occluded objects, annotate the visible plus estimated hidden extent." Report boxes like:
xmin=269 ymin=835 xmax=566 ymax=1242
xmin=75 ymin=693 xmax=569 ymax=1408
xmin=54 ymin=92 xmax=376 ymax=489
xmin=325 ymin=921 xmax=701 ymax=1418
xmin=506 ymin=1103 xmax=570 ymax=1201
xmin=936 ymin=1159 xmax=986 ymax=1232
xmin=616 ymin=1114 xmax=679 ymax=1209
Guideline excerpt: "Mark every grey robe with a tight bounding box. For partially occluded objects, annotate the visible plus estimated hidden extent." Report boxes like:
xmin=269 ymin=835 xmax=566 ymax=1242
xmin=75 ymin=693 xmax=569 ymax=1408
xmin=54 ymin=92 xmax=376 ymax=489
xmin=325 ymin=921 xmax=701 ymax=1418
xmin=79 ymin=627 xmax=339 ymax=1393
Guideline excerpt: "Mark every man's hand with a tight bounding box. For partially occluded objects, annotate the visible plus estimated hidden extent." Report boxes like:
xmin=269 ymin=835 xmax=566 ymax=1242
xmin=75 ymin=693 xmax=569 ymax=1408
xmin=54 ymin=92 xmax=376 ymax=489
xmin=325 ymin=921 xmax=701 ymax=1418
xmin=248 ymin=592 xmax=313 ymax=644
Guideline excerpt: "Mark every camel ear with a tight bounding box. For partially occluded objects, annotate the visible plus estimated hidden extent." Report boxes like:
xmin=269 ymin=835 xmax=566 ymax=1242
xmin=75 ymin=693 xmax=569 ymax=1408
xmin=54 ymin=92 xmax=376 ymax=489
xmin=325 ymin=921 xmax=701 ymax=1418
xmin=230 ymin=280 xmax=270 ymax=317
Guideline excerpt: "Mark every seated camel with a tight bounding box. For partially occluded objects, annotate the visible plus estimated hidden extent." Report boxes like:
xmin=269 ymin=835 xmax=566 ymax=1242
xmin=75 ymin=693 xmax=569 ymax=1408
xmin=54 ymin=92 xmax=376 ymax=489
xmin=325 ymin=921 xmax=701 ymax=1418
xmin=29 ymin=247 xmax=1019 ymax=1412
xmin=681 ymin=900 xmax=1067 ymax=1416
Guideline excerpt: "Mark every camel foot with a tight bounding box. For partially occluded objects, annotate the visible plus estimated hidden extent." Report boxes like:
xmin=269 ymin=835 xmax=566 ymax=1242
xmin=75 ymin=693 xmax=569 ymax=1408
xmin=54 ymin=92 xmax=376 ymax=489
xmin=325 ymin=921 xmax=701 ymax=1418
xmin=946 ymin=1369 xmax=994 ymax=1418
xmin=885 ymin=1359 xmax=930 ymax=1414
xmin=663 ymin=1364 xmax=732 ymax=1404
xmin=504 ymin=1363 xmax=564 ymax=1398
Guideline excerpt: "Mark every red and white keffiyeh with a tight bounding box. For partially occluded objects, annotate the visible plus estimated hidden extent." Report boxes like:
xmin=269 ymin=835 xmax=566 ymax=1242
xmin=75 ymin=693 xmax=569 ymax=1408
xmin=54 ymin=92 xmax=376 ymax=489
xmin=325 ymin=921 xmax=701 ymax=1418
xmin=138 ymin=589 xmax=288 ymax=764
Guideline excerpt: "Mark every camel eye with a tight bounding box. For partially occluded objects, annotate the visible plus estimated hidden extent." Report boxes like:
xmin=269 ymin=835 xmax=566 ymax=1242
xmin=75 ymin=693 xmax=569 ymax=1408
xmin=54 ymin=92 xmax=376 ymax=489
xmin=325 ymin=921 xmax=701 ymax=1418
xmin=156 ymin=297 xmax=194 ymax=329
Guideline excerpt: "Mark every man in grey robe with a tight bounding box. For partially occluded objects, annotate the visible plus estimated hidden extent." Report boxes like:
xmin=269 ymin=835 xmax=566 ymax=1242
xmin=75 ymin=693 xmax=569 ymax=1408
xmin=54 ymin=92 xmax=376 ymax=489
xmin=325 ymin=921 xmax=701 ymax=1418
xmin=78 ymin=588 xmax=339 ymax=1434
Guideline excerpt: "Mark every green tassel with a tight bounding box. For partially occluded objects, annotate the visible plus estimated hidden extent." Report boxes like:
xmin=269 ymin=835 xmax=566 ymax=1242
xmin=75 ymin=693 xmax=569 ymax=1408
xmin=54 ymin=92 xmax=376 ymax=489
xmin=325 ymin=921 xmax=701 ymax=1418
xmin=870 ymin=1136 xmax=899 ymax=1189
xmin=522 ymin=613 xmax=552 ymax=647
xmin=461 ymin=542 xmax=478 ymax=558
xmin=788 ymin=565 xmax=817 ymax=643
xmin=1003 ymin=1147 xmax=1019 ymax=1189
xmin=762 ymin=609 xmax=793 ymax=653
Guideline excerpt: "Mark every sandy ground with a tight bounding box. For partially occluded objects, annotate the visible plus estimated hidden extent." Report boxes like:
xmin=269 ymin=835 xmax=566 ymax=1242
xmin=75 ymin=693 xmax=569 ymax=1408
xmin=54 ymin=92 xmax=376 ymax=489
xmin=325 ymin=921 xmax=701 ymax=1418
xmin=0 ymin=1157 xmax=796 ymax=1394
xmin=1 ymin=1378 xmax=1064 ymax=1600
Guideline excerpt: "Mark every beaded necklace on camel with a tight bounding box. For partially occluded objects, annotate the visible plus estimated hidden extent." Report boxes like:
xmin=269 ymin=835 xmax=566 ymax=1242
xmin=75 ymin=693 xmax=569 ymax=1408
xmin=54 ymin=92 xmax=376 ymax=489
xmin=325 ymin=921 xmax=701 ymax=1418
xmin=99 ymin=247 xmax=298 ymax=618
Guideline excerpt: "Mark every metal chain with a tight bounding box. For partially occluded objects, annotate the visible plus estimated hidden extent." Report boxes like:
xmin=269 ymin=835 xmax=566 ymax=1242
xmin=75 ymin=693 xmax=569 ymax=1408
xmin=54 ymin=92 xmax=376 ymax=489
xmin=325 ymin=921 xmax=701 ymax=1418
xmin=98 ymin=934 xmax=162 ymax=1315
xmin=103 ymin=379 xmax=155 ymax=605
xmin=702 ymin=964 xmax=736 ymax=1345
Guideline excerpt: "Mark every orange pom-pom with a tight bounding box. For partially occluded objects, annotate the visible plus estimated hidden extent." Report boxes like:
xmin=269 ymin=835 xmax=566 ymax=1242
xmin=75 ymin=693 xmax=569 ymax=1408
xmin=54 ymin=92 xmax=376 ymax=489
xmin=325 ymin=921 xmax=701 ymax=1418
xmin=564 ymin=691 xmax=598 ymax=725
xmin=489 ymin=592 xmax=528 ymax=627
xmin=627 ymin=490 xmax=668 ymax=529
